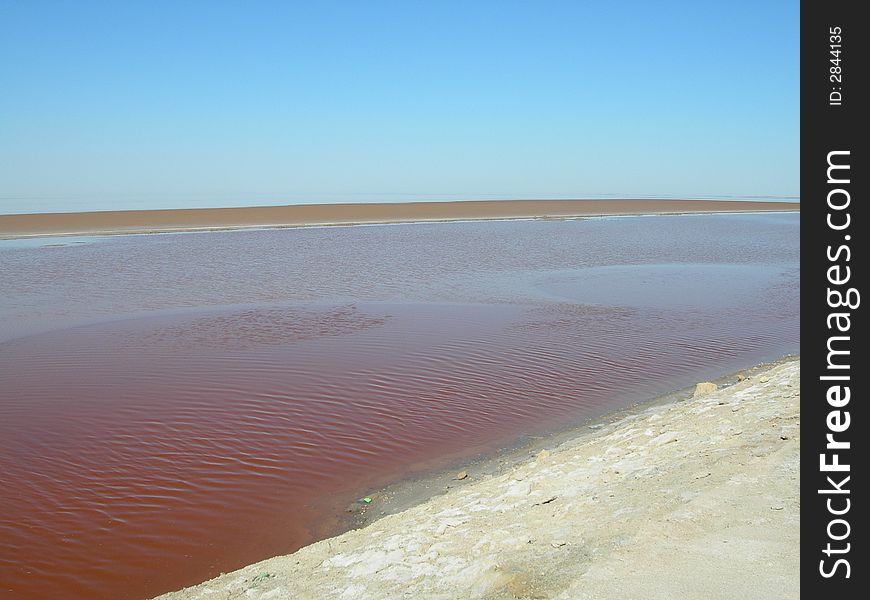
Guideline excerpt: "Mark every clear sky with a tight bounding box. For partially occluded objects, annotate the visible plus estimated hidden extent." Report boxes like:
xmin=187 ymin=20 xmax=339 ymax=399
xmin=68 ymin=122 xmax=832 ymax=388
xmin=0 ymin=1 xmax=798 ymax=214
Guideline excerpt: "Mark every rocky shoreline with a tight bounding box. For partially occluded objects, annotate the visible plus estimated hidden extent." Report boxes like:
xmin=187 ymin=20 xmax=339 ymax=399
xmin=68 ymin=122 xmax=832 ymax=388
xmin=157 ymin=359 xmax=799 ymax=599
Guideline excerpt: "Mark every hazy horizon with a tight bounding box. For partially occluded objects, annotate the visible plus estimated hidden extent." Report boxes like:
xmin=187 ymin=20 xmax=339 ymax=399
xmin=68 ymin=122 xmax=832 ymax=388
xmin=0 ymin=194 xmax=801 ymax=216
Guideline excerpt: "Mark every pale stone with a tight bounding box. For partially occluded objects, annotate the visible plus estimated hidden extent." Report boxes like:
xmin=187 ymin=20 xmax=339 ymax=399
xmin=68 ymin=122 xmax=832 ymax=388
xmin=693 ymin=382 xmax=718 ymax=397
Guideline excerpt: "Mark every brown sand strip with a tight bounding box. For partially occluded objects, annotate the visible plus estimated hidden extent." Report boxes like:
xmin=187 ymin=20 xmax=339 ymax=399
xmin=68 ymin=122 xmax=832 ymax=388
xmin=0 ymin=199 xmax=798 ymax=239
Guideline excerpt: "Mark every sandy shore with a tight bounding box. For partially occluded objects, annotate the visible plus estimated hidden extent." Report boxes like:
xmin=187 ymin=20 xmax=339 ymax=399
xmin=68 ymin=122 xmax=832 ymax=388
xmin=0 ymin=199 xmax=798 ymax=239
xmin=157 ymin=359 xmax=800 ymax=600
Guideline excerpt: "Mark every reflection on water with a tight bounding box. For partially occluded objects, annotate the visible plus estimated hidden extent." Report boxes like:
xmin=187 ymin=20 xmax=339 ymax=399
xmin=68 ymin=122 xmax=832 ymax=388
xmin=0 ymin=234 xmax=109 ymax=249
xmin=0 ymin=213 xmax=798 ymax=599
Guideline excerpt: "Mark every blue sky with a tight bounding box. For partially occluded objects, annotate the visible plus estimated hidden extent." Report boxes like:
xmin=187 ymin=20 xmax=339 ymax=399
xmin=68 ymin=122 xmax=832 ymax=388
xmin=0 ymin=1 xmax=798 ymax=214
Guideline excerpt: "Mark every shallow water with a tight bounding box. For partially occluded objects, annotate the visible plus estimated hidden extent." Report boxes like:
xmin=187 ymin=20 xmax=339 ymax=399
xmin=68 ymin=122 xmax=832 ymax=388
xmin=0 ymin=213 xmax=798 ymax=599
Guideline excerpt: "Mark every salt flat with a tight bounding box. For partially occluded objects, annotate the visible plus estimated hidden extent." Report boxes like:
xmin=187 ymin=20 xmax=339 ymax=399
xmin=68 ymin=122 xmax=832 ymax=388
xmin=0 ymin=199 xmax=798 ymax=239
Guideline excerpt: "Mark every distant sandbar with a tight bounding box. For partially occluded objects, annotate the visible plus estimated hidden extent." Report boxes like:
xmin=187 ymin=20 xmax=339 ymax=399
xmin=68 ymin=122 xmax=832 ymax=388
xmin=0 ymin=199 xmax=799 ymax=239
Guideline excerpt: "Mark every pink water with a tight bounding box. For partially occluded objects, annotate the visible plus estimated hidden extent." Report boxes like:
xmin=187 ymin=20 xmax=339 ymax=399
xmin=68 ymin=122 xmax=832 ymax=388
xmin=0 ymin=213 xmax=799 ymax=599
